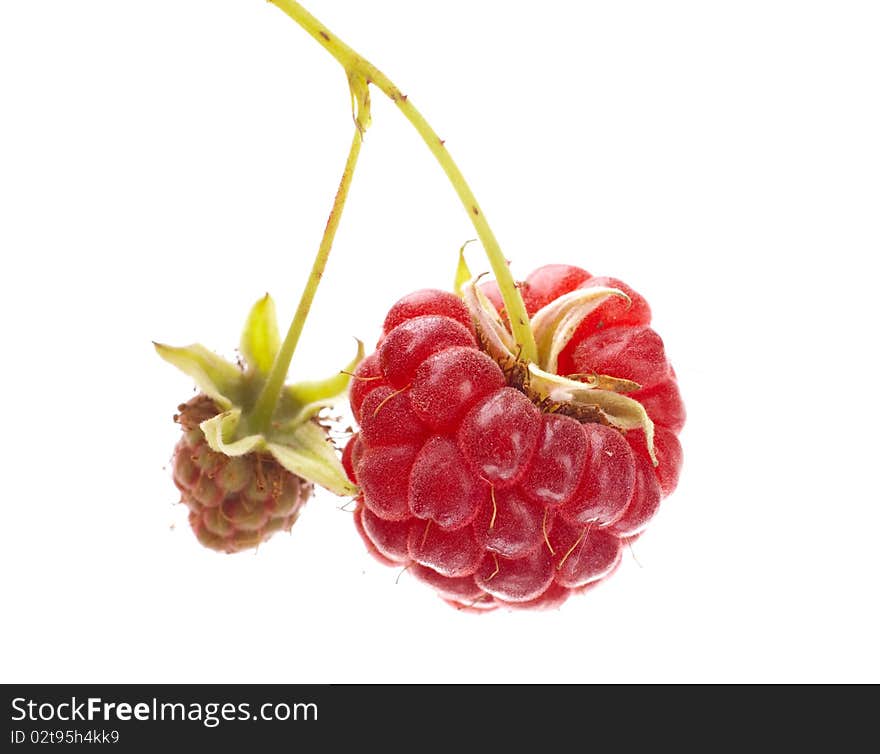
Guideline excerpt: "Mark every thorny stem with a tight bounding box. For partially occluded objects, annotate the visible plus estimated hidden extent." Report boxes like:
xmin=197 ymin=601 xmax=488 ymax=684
xmin=250 ymin=126 xmax=364 ymax=433
xmin=268 ymin=0 xmax=540 ymax=363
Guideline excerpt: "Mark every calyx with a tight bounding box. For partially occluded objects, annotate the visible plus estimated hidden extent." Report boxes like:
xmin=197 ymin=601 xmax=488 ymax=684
xmin=460 ymin=277 xmax=657 ymax=465
xmin=155 ymin=295 xmax=360 ymax=495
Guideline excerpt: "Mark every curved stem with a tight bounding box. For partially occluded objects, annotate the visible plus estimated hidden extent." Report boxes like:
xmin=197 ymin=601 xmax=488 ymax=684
xmin=269 ymin=0 xmax=539 ymax=363
xmin=250 ymin=126 xmax=364 ymax=433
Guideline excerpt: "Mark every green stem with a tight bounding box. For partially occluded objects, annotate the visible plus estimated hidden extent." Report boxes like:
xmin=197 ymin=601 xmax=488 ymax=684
xmin=269 ymin=0 xmax=539 ymax=363
xmin=250 ymin=126 xmax=364 ymax=433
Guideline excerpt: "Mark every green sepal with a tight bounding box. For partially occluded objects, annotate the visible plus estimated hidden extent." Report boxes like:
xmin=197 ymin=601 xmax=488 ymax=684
xmin=240 ymin=294 xmax=281 ymax=376
xmin=454 ymin=240 xmax=476 ymax=297
xmin=200 ymin=408 xmax=357 ymax=497
xmin=153 ymin=342 xmax=243 ymax=409
xmin=159 ymin=297 xmax=360 ymax=498
xmin=285 ymin=339 xmax=364 ymax=407
xmin=269 ymin=421 xmax=358 ymax=497
xmin=200 ymin=409 xmax=265 ymax=456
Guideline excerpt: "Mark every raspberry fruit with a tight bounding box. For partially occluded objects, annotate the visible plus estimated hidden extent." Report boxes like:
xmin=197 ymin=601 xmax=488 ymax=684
xmin=160 ymin=2 xmax=686 ymax=606
xmin=347 ymin=265 xmax=684 ymax=610
xmin=172 ymin=395 xmax=313 ymax=553
xmin=157 ymin=295 xmax=359 ymax=553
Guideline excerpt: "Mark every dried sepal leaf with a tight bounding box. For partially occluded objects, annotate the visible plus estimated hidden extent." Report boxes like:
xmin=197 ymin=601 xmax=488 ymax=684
xmin=530 ymin=287 xmax=630 ymax=373
xmin=564 ymin=373 xmax=642 ymax=393
xmin=527 ymin=364 xmax=656 ymax=465
xmin=461 ymin=278 xmax=516 ymax=366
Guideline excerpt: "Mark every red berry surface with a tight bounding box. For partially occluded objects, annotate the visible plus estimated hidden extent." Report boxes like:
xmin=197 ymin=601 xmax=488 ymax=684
xmin=358 ymin=385 xmax=428 ymax=447
xmin=409 ymin=346 xmax=506 ymax=431
xmin=550 ymin=522 xmax=622 ymax=588
xmin=348 ymin=273 xmax=684 ymax=611
xmin=519 ymin=414 xmax=589 ymax=507
xmin=409 ymin=436 xmax=487 ymax=530
xmin=383 ymin=288 xmax=475 ymax=335
xmin=629 ymin=379 xmax=686 ymax=433
xmin=356 ymin=445 xmax=418 ymax=521
xmin=480 ymin=264 xmax=592 ymax=317
xmin=349 ymin=352 xmax=385 ymax=423
xmin=559 ymin=423 xmax=636 ymax=527
xmin=565 ymin=325 xmax=672 ymax=389
xmin=478 ymin=279 xmax=504 ymax=314
xmin=458 ymin=387 xmax=542 ymax=487
xmin=341 ymin=433 xmax=362 ymax=483
xmin=379 ymin=314 xmax=476 ymax=387
xmin=475 ymin=547 xmax=555 ymax=603
xmin=474 ymin=486 xmax=547 ymax=559
xmin=357 ymin=506 xmax=410 ymax=563
xmin=521 ymin=264 xmax=592 ymax=314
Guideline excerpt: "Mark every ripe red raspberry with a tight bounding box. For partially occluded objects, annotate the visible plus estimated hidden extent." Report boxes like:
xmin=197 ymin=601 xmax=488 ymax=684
xmin=346 ymin=264 xmax=685 ymax=611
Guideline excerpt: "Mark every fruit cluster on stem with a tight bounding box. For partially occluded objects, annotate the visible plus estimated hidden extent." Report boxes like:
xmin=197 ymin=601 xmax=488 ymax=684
xmin=268 ymin=0 xmax=538 ymax=363
xmin=157 ymin=0 xmax=686 ymax=597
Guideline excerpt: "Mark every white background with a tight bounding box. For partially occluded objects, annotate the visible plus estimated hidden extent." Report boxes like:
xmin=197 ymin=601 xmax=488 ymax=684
xmin=1 ymin=0 xmax=878 ymax=683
